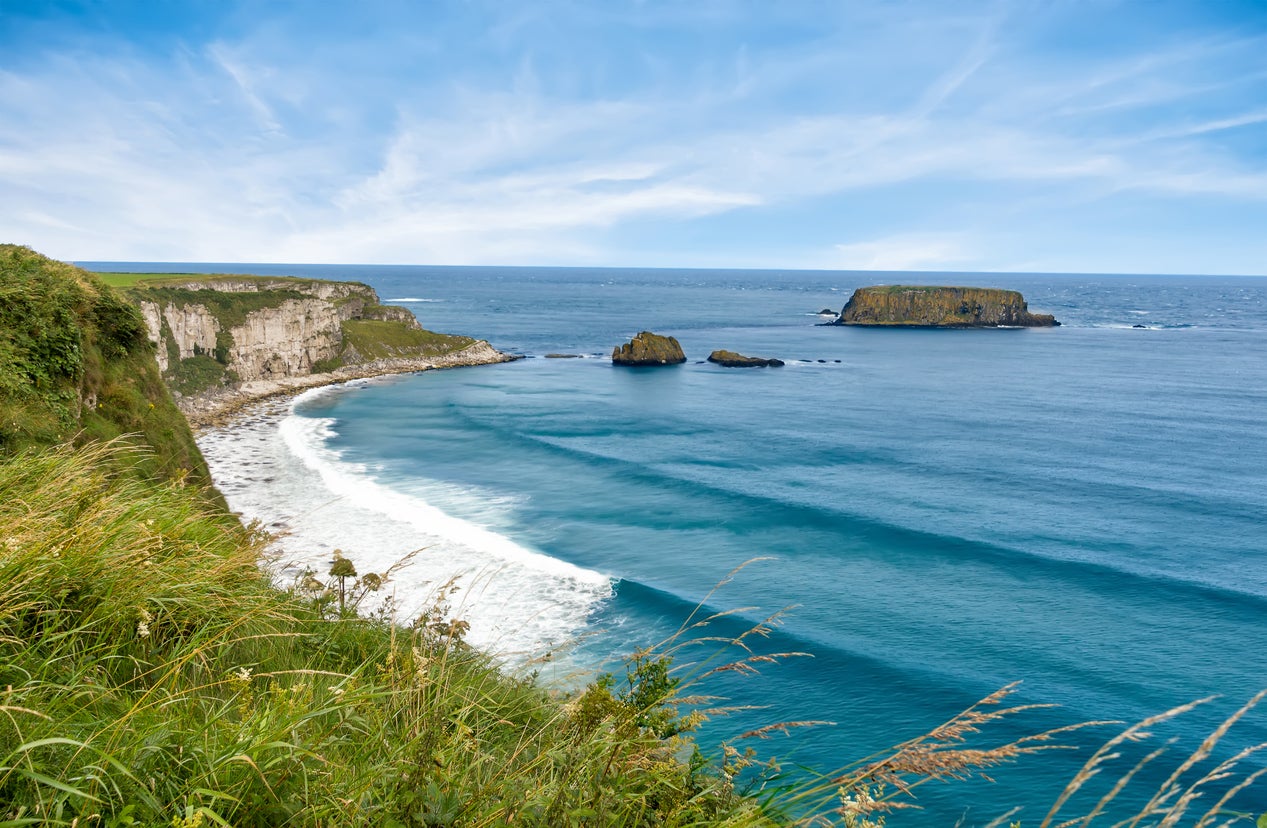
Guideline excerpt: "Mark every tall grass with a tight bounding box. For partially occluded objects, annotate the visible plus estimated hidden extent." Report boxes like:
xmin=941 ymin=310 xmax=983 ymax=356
xmin=0 ymin=442 xmax=774 ymax=826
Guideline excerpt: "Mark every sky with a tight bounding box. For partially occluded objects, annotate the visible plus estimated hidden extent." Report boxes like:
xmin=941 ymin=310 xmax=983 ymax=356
xmin=2 ymin=1 xmax=1266 ymax=274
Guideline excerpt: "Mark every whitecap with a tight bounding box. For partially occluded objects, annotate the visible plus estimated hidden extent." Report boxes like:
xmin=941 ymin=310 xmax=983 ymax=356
xmin=197 ymin=394 xmax=613 ymax=662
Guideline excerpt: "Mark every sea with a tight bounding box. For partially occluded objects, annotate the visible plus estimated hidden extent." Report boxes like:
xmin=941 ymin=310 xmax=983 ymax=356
xmin=85 ymin=263 xmax=1267 ymax=824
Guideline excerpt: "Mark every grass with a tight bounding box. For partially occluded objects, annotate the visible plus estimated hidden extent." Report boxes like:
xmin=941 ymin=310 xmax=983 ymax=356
xmin=340 ymin=319 xmax=475 ymax=361
xmin=0 ymin=442 xmax=779 ymax=827
xmin=92 ymin=272 xmax=353 ymax=289
xmin=0 ymin=245 xmax=214 ymax=491
xmin=93 ymin=272 xmax=197 ymax=288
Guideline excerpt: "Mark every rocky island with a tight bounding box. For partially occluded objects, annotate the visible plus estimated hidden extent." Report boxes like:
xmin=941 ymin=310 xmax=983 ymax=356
xmin=707 ymin=350 xmax=784 ymax=367
xmin=833 ymin=285 xmax=1059 ymax=328
xmin=611 ymin=331 xmax=687 ymax=365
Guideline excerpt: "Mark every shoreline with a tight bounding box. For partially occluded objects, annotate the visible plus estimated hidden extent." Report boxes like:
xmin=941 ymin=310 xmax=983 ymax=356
xmin=177 ymin=340 xmax=520 ymax=430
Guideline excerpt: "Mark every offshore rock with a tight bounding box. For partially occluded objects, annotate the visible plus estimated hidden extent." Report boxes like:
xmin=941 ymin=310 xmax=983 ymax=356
xmin=834 ymin=286 xmax=1059 ymax=327
xmin=611 ymin=331 xmax=686 ymax=366
xmin=707 ymin=349 xmax=785 ymax=368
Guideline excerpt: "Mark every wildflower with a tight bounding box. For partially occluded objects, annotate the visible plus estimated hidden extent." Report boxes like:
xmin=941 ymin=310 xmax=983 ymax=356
xmin=3 ymin=537 xmax=18 ymax=551
xmin=137 ymin=620 xmax=150 ymax=638
xmin=235 ymin=667 xmax=253 ymax=682
xmin=331 ymin=686 xmax=346 ymax=697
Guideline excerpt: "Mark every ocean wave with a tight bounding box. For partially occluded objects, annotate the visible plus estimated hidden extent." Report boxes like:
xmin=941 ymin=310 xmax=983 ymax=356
xmin=198 ymin=395 xmax=613 ymax=660
xmin=384 ymin=297 xmax=443 ymax=302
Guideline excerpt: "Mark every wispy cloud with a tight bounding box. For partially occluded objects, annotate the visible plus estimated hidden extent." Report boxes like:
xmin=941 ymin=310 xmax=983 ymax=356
xmin=1 ymin=0 xmax=1265 ymax=272
xmin=831 ymin=234 xmax=976 ymax=272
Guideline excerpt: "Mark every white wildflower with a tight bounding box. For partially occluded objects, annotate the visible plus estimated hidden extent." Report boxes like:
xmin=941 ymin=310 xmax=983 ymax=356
xmin=136 ymin=620 xmax=150 ymax=639
xmin=235 ymin=667 xmax=253 ymax=682
xmin=330 ymin=687 xmax=346 ymax=697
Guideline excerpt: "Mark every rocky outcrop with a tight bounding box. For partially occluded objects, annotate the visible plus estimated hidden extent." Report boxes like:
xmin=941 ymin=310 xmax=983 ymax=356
xmin=129 ymin=276 xmax=514 ymax=423
xmin=612 ymin=332 xmax=686 ymax=366
xmin=834 ymin=286 xmax=1059 ymax=327
xmin=707 ymin=350 xmax=784 ymax=368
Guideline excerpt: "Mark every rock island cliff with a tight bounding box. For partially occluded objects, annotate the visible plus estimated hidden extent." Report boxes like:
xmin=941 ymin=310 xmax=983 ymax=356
xmin=834 ymin=285 xmax=1059 ymax=328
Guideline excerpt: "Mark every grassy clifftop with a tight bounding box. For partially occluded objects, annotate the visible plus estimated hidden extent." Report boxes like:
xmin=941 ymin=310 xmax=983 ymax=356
xmin=0 ymin=245 xmax=213 ymax=487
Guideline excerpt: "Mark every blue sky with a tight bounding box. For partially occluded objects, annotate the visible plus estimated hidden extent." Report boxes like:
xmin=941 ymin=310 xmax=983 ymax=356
xmin=2 ymin=1 xmax=1266 ymax=273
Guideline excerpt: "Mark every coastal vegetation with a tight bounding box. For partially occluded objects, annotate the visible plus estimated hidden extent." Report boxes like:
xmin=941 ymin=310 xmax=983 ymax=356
xmin=0 ymin=245 xmax=212 ymax=490
xmin=2 ymin=247 xmax=1264 ymax=825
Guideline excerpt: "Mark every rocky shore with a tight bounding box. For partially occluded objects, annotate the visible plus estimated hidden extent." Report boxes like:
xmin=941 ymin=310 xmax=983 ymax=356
xmin=177 ymin=340 xmax=516 ymax=428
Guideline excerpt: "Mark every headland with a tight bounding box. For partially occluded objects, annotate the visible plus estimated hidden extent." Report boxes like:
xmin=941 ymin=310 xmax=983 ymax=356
xmin=111 ymin=272 xmax=518 ymax=427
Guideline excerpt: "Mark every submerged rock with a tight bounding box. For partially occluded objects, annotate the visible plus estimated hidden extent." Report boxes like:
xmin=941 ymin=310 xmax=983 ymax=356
xmin=611 ymin=331 xmax=687 ymax=366
xmin=544 ymin=353 xmax=583 ymax=358
xmin=818 ymin=308 xmax=836 ymax=315
xmin=707 ymin=350 xmax=784 ymax=368
xmin=834 ymin=286 xmax=1059 ymax=327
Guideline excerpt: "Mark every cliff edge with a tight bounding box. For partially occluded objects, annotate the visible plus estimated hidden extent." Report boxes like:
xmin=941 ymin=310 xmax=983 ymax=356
xmin=834 ymin=285 xmax=1059 ymax=328
xmin=117 ymin=274 xmax=515 ymax=424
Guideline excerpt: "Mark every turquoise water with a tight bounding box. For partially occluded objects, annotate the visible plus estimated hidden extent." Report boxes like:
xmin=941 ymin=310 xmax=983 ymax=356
xmin=92 ymin=263 xmax=1267 ymax=822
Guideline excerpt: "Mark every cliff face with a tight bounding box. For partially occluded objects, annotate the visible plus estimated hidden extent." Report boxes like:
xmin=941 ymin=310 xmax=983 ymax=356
xmin=126 ymin=277 xmax=508 ymax=417
xmin=836 ymin=286 xmax=1059 ymax=327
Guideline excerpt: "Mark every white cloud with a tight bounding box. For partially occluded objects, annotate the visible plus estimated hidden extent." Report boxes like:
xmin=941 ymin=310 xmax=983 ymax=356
xmin=831 ymin=234 xmax=975 ymax=272
xmin=1 ymin=2 xmax=1265 ymax=270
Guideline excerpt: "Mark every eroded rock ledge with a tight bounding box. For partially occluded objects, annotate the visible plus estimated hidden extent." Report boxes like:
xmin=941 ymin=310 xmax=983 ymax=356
xmin=833 ymin=286 xmax=1059 ymax=328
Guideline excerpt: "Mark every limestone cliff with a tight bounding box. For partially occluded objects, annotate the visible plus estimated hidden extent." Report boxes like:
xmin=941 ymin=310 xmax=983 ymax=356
xmin=125 ymin=276 xmax=512 ymax=422
xmin=834 ymin=286 xmax=1059 ymax=327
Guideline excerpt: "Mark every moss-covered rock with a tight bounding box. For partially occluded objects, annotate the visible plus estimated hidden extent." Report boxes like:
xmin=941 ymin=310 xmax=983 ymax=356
xmin=835 ymin=285 xmax=1059 ymax=327
xmin=612 ymin=331 xmax=686 ymax=365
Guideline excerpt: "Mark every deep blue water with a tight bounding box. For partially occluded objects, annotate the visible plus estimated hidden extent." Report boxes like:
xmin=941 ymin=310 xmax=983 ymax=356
xmin=87 ymin=263 xmax=1267 ymax=823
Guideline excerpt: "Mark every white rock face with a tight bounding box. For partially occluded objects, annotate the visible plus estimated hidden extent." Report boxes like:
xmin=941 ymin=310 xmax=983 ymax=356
xmin=226 ymin=298 xmax=343 ymax=380
xmin=139 ymin=300 xmax=221 ymax=373
xmin=136 ymin=280 xmax=431 ymax=384
xmin=133 ymin=278 xmax=513 ymax=426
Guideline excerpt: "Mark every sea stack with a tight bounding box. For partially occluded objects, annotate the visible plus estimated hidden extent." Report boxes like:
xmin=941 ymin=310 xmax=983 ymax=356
xmin=611 ymin=331 xmax=687 ymax=365
xmin=834 ymin=286 xmax=1059 ymax=327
